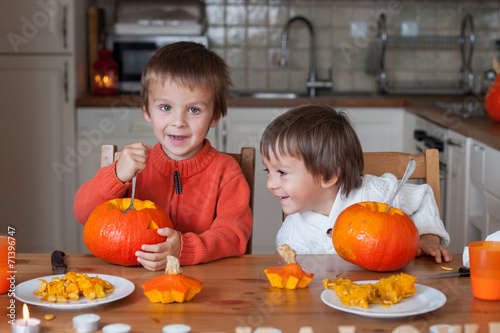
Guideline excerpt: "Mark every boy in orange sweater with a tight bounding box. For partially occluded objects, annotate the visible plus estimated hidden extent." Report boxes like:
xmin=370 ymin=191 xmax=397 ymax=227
xmin=74 ymin=42 xmax=252 ymax=270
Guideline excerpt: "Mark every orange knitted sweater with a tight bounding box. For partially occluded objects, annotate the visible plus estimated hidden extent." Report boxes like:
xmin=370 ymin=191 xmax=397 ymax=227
xmin=74 ymin=140 xmax=252 ymax=265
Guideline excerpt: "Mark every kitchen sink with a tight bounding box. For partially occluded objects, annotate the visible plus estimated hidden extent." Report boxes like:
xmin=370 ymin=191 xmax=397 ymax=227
xmin=433 ymin=101 xmax=487 ymax=118
xmin=229 ymin=91 xmax=379 ymax=99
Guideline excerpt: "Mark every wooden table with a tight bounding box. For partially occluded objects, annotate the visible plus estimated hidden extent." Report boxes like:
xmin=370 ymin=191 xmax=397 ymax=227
xmin=2 ymin=253 xmax=499 ymax=332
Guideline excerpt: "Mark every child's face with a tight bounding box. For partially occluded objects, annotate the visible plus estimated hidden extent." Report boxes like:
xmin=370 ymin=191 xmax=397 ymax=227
xmin=262 ymin=150 xmax=337 ymax=216
xmin=143 ymin=79 xmax=219 ymax=160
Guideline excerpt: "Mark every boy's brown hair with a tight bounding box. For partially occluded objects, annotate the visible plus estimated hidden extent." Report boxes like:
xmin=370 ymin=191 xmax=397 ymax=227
xmin=260 ymin=104 xmax=364 ymax=197
xmin=141 ymin=42 xmax=232 ymax=121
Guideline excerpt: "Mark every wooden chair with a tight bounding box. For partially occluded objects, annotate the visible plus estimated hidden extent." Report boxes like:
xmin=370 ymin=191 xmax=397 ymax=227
xmin=101 ymin=144 xmax=255 ymax=254
xmin=282 ymin=149 xmax=441 ymax=220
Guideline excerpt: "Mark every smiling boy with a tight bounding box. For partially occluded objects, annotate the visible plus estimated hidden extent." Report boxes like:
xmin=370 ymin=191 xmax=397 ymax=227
xmin=74 ymin=42 xmax=252 ymax=270
xmin=260 ymin=104 xmax=451 ymax=264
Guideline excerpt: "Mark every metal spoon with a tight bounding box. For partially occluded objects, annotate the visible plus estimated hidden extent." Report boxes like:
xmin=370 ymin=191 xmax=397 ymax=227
xmin=386 ymin=159 xmax=416 ymax=213
xmin=123 ymin=174 xmax=137 ymax=214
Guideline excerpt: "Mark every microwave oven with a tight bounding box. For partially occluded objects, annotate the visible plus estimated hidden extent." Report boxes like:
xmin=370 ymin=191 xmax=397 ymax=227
xmin=107 ymin=35 xmax=209 ymax=94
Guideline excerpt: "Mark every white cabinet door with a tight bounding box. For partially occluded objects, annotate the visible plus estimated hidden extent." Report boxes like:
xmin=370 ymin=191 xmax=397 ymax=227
xmin=343 ymin=108 xmax=406 ymax=152
xmin=0 ymin=1 xmax=74 ymax=53
xmin=224 ymin=107 xmax=289 ymax=254
xmin=0 ymin=56 xmax=77 ymax=253
xmin=445 ymin=130 xmax=470 ymax=253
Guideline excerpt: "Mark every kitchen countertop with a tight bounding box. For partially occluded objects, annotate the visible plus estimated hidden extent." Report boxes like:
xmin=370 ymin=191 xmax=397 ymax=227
xmin=76 ymin=94 xmax=500 ymax=151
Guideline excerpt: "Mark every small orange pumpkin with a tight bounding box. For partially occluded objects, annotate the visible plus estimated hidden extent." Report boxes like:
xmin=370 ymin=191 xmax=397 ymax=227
xmin=332 ymin=202 xmax=419 ymax=272
xmin=264 ymin=244 xmax=314 ymax=289
xmin=485 ymin=73 xmax=500 ymax=123
xmin=83 ymin=198 xmax=173 ymax=266
xmin=142 ymin=256 xmax=203 ymax=303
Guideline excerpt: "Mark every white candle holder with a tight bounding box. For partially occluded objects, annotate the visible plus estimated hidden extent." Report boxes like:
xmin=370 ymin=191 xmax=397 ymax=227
xmin=12 ymin=318 xmax=41 ymax=333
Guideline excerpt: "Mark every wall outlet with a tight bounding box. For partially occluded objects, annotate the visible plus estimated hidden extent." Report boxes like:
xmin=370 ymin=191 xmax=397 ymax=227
xmin=401 ymin=21 xmax=419 ymax=36
xmin=269 ymin=48 xmax=282 ymax=67
xmin=350 ymin=21 xmax=367 ymax=38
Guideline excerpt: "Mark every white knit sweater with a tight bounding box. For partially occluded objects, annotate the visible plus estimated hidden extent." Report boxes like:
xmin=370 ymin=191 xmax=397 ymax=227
xmin=275 ymin=173 xmax=450 ymax=254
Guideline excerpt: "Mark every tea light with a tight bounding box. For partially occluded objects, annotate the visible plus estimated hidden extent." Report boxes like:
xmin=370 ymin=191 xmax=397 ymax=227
xmin=102 ymin=323 xmax=131 ymax=333
xmin=163 ymin=324 xmax=191 ymax=333
xmin=73 ymin=314 xmax=101 ymax=333
xmin=12 ymin=304 xmax=40 ymax=333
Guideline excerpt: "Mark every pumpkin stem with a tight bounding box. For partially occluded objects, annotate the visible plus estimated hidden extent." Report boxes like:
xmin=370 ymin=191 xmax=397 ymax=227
xmin=277 ymin=244 xmax=297 ymax=264
xmin=165 ymin=256 xmax=182 ymax=275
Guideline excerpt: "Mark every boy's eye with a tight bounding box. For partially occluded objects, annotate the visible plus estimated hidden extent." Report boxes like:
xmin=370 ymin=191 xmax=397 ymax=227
xmin=263 ymin=168 xmax=269 ymax=174
xmin=278 ymin=170 xmax=287 ymax=176
xmin=188 ymin=107 xmax=201 ymax=114
xmin=160 ymin=105 xmax=172 ymax=112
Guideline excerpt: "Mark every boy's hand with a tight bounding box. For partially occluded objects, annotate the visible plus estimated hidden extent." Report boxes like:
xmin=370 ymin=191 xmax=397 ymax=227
xmin=135 ymin=228 xmax=181 ymax=271
xmin=416 ymin=234 xmax=452 ymax=264
xmin=115 ymin=142 xmax=151 ymax=183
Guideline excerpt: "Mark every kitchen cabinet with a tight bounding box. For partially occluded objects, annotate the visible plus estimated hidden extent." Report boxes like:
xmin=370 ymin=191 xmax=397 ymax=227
xmin=343 ymin=108 xmax=408 ymax=152
xmin=0 ymin=1 xmax=74 ymax=53
xmin=445 ymin=130 xmax=470 ymax=253
xmin=467 ymin=140 xmax=500 ymax=242
xmin=0 ymin=0 xmax=88 ymax=253
xmin=0 ymin=55 xmax=76 ymax=252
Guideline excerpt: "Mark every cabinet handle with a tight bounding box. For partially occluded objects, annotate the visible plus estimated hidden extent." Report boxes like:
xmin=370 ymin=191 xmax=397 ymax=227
xmin=62 ymin=6 xmax=68 ymax=49
xmin=222 ymin=121 xmax=227 ymax=152
xmin=64 ymin=61 xmax=69 ymax=102
xmin=446 ymin=139 xmax=462 ymax=148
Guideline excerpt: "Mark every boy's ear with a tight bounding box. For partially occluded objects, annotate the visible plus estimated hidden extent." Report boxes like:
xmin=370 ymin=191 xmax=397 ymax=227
xmin=321 ymin=170 xmax=340 ymax=189
xmin=142 ymin=105 xmax=151 ymax=122
xmin=209 ymin=114 xmax=221 ymax=128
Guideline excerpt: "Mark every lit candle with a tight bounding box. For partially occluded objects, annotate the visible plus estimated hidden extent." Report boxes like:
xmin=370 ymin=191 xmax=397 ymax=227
xmin=12 ymin=304 xmax=40 ymax=333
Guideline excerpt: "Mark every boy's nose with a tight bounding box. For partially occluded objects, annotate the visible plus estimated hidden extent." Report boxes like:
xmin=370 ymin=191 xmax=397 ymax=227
xmin=171 ymin=112 xmax=186 ymax=127
xmin=266 ymin=175 xmax=279 ymax=190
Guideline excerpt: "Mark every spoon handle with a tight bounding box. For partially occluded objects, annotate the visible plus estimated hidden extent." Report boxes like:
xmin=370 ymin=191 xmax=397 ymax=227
xmin=123 ymin=173 xmax=137 ymax=214
xmin=130 ymin=173 xmax=137 ymax=205
xmin=386 ymin=159 xmax=416 ymax=213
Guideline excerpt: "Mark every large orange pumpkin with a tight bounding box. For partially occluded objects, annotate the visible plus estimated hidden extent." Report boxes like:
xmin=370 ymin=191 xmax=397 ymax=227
xmin=83 ymin=198 xmax=173 ymax=266
xmin=332 ymin=202 xmax=419 ymax=272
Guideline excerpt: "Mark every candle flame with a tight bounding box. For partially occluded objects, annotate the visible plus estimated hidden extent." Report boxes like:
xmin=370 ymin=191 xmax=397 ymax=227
xmin=23 ymin=303 xmax=30 ymax=320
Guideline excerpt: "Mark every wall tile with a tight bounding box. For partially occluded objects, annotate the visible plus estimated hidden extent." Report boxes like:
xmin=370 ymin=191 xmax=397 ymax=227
xmin=98 ymin=0 xmax=500 ymax=95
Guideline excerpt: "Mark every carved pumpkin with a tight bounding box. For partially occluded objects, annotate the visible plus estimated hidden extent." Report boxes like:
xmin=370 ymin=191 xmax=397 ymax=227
xmin=83 ymin=198 xmax=173 ymax=266
xmin=485 ymin=73 xmax=500 ymax=123
xmin=142 ymin=256 xmax=203 ymax=303
xmin=332 ymin=202 xmax=419 ymax=272
xmin=264 ymin=244 xmax=314 ymax=289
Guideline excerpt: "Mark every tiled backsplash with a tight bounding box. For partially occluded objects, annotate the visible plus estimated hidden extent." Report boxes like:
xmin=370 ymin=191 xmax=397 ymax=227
xmin=98 ymin=0 xmax=500 ymax=94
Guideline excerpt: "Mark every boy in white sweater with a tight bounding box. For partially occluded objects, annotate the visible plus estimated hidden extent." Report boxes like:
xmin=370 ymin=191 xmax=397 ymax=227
xmin=260 ymin=104 xmax=451 ymax=264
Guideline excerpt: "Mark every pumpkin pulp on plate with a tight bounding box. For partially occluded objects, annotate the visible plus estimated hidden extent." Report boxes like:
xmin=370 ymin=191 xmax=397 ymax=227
xmin=323 ymin=273 xmax=417 ymax=309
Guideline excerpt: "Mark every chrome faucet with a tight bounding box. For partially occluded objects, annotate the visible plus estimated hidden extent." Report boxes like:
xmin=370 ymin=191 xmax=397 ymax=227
xmin=280 ymin=16 xmax=332 ymax=97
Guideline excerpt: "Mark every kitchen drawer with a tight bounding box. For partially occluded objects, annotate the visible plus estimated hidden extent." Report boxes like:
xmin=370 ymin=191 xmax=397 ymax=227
xmin=486 ymin=193 xmax=500 ymax=235
xmin=469 ymin=142 xmax=485 ymax=185
xmin=484 ymin=145 xmax=500 ymax=198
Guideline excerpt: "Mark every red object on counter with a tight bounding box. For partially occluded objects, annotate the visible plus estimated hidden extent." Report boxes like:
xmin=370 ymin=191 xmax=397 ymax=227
xmin=92 ymin=49 xmax=119 ymax=96
xmin=485 ymin=73 xmax=500 ymax=122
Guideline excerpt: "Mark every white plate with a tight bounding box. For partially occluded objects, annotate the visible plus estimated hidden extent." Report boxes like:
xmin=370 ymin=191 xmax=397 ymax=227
xmin=321 ymin=280 xmax=446 ymax=318
xmin=15 ymin=273 xmax=135 ymax=309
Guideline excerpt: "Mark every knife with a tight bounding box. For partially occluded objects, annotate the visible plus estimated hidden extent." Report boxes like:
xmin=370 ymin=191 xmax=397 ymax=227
xmin=51 ymin=250 xmax=67 ymax=275
xmin=421 ymin=267 xmax=470 ymax=278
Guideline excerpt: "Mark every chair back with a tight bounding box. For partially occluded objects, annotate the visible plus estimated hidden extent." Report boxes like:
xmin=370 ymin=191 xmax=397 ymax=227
xmin=363 ymin=149 xmax=440 ymax=212
xmin=282 ymin=149 xmax=441 ymax=220
xmin=100 ymin=144 xmax=255 ymax=254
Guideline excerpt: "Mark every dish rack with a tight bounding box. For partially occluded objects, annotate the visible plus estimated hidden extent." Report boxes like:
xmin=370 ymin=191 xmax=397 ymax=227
xmin=375 ymin=13 xmax=475 ymax=95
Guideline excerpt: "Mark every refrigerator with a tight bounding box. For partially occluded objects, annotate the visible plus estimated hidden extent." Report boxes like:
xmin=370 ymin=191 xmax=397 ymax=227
xmin=0 ymin=0 xmax=88 ymax=253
